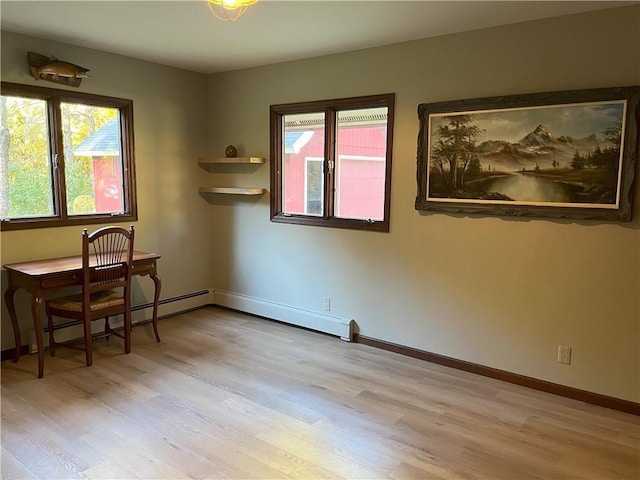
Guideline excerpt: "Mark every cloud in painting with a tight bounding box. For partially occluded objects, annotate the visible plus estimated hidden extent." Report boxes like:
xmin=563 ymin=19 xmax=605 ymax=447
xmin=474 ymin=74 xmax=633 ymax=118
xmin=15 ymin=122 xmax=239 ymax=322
xmin=431 ymin=102 xmax=625 ymax=144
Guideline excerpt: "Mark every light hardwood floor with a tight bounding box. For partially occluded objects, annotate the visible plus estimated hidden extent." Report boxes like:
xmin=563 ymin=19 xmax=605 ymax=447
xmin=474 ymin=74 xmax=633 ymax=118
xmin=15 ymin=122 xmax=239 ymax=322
xmin=2 ymin=307 xmax=638 ymax=479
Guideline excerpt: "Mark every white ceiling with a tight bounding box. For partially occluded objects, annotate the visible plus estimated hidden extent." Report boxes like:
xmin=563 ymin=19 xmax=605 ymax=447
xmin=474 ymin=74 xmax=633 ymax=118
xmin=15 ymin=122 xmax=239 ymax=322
xmin=1 ymin=1 xmax=634 ymax=74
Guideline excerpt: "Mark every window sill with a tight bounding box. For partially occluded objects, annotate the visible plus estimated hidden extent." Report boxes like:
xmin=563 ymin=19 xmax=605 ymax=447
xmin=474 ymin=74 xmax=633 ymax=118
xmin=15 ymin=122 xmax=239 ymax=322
xmin=0 ymin=213 xmax=138 ymax=232
xmin=270 ymin=213 xmax=389 ymax=232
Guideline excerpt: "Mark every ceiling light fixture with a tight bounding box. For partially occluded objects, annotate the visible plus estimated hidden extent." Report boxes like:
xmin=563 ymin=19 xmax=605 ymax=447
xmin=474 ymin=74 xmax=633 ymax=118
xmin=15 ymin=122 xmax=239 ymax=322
xmin=206 ymin=0 xmax=258 ymax=22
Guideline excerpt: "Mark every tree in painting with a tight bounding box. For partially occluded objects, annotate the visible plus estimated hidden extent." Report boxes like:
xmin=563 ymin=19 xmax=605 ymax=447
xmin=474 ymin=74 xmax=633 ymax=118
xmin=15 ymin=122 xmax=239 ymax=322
xmin=430 ymin=115 xmax=482 ymax=194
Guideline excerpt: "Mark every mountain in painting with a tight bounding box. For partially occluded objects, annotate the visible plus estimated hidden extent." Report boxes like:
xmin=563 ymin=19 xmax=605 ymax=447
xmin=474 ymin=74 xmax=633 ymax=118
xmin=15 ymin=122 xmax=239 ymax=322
xmin=478 ymin=124 xmax=601 ymax=172
xmin=519 ymin=124 xmax=558 ymax=146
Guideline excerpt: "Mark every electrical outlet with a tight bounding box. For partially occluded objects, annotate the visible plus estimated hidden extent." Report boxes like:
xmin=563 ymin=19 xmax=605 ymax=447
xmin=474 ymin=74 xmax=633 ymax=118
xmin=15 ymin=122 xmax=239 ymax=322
xmin=558 ymin=345 xmax=572 ymax=364
xmin=323 ymin=297 xmax=331 ymax=312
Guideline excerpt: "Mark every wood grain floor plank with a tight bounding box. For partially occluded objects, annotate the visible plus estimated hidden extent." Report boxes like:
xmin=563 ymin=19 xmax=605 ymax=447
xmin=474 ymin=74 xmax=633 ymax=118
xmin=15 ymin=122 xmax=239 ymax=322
xmin=79 ymin=429 xmax=193 ymax=480
xmin=2 ymin=307 xmax=638 ymax=479
xmin=82 ymin=459 xmax=141 ymax=480
xmin=0 ymin=446 xmax=39 ymax=480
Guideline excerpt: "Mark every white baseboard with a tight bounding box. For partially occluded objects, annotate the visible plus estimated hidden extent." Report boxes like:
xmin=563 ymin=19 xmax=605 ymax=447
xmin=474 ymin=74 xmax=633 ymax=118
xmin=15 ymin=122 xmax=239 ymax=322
xmin=28 ymin=289 xmax=353 ymax=353
xmin=211 ymin=289 xmax=354 ymax=341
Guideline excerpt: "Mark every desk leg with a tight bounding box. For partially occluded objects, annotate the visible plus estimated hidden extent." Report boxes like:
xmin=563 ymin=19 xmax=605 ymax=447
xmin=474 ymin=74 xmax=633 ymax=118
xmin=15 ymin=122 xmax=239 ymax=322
xmin=4 ymin=285 xmax=21 ymax=363
xmin=31 ymin=292 xmax=45 ymax=378
xmin=150 ymin=273 xmax=161 ymax=342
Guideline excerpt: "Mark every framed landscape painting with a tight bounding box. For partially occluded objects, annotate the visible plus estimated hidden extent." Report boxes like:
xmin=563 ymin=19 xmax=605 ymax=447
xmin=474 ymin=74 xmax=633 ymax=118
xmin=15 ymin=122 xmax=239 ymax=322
xmin=415 ymin=86 xmax=639 ymax=221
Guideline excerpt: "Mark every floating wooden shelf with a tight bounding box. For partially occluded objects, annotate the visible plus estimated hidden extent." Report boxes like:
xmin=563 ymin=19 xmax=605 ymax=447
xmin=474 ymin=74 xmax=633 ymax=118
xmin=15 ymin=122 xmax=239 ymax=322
xmin=198 ymin=156 xmax=266 ymax=202
xmin=198 ymin=157 xmax=265 ymax=168
xmin=199 ymin=187 xmax=265 ymax=196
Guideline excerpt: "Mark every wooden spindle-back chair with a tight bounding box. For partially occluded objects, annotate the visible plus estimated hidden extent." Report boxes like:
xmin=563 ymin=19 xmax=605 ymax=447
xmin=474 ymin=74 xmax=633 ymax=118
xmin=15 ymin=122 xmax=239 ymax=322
xmin=45 ymin=225 xmax=135 ymax=367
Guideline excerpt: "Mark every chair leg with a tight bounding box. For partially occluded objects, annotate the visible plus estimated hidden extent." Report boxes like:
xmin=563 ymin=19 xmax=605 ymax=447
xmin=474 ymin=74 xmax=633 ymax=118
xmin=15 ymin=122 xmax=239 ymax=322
xmin=124 ymin=310 xmax=131 ymax=354
xmin=46 ymin=306 xmax=55 ymax=357
xmin=104 ymin=316 xmax=110 ymax=341
xmin=83 ymin=317 xmax=93 ymax=367
xmin=152 ymin=317 xmax=161 ymax=343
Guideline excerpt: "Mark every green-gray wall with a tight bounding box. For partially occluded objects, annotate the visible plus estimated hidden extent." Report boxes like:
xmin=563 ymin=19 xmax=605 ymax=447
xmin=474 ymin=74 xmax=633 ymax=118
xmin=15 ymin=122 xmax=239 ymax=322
xmin=2 ymin=5 xmax=639 ymax=402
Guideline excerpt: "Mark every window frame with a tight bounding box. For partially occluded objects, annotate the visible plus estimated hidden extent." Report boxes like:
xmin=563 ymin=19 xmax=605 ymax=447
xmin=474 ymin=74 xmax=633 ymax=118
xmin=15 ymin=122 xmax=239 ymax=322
xmin=270 ymin=93 xmax=394 ymax=232
xmin=0 ymin=82 xmax=137 ymax=231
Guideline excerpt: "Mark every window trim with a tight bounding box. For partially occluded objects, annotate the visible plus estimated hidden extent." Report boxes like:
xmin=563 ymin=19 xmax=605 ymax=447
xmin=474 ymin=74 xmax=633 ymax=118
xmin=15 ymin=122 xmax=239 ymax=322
xmin=270 ymin=93 xmax=394 ymax=232
xmin=0 ymin=82 xmax=137 ymax=231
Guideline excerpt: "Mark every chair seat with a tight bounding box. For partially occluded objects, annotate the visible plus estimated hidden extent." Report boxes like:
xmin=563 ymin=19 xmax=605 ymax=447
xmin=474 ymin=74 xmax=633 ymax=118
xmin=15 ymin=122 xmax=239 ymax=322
xmin=47 ymin=289 xmax=124 ymax=313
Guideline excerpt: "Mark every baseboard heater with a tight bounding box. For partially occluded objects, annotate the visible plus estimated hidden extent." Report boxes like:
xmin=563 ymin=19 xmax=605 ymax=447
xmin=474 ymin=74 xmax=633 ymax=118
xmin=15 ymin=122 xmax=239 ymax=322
xmin=133 ymin=289 xmax=210 ymax=315
xmin=211 ymin=289 xmax=354 ymax=342
xmin=28 ymin=290 xmax=210 ymax=354
xmin=40 ymin=290 xmax=210 ymax=334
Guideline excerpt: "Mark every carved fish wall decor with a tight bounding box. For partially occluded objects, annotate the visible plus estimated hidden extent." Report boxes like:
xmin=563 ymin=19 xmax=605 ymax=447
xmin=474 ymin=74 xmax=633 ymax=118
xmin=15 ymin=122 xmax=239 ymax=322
xmin=27 ymin=51 xmax=90 ymax=87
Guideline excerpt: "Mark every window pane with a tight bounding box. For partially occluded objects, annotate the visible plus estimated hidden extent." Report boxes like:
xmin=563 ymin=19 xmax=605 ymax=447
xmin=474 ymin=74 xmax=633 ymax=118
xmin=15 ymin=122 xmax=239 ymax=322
xmin=270 ymin=94 xmax=394 ymax=232
xmin=282 ymin=112 xmax=325 ymax=216
xmin=61 ymin=103 xmax=123 ymax=216
xmin=335 ymin=107 xmax=388 ymax=221
xmin=0 ymin=95 xmax=54 ymax=219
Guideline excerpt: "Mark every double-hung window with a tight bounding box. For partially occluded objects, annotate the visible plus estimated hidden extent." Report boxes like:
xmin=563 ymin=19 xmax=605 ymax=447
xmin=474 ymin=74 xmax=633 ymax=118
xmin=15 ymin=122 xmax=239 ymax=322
xmin=0 ymin=82 xmax=137 ymax=230
xmin=270 ymin=94 xmax=394 ymax=232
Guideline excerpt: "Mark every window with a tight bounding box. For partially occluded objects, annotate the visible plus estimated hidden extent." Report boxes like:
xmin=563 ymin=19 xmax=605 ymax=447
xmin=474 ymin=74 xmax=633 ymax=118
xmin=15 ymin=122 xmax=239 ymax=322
xmin=0 ymin=82 xmax=137 ymax=230
xmin=270 ymin=94 xmax=394 ymax=232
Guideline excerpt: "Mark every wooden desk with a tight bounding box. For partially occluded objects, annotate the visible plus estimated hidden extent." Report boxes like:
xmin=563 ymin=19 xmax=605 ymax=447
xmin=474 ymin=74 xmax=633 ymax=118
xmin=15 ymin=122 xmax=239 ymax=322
xmin=3 ymin=251 xmax=161 ymax=378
